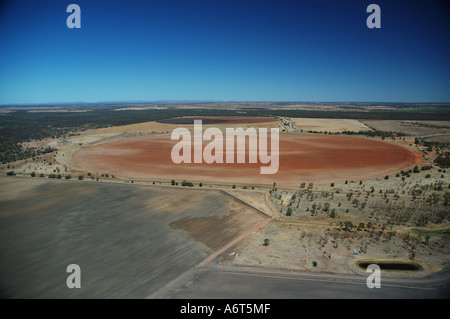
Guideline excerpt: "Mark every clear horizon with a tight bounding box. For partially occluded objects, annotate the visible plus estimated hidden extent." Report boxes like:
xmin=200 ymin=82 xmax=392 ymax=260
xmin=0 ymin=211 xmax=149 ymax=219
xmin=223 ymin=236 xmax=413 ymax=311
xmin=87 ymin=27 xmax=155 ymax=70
xmin=1 ymin=0 xmax=449 ymax=105
xmin=2 ymin=100 xmax=450 ymax=107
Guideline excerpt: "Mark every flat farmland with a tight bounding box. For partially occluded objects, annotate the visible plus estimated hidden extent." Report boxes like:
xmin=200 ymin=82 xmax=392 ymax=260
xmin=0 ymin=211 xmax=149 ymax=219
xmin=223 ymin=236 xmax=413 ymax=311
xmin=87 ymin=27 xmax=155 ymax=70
xmin=0 ymin=177 xmax=268 ymax=298
xmin=291 ymin=118 xmax=371 ymax=133
xmin=156 ymin=116 xmax=278 ymax=125
xmin=91 ymin=116 xmax=279 ymax=135
xmin=361 ymin=120 xmax=450 ymax=143
xmin=72 ymin=133 xmax=420 ymax=186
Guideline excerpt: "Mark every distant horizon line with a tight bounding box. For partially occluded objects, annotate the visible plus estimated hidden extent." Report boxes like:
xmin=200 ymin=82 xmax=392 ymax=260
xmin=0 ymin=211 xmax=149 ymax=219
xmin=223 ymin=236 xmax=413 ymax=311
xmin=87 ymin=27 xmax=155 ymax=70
xmin=1 ymin=100 xmax=450 ymax=107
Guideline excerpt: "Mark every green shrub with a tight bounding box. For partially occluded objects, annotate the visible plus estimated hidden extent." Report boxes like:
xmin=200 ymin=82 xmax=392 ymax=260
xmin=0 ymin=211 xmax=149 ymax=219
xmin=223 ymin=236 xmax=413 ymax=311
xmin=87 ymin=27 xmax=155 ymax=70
xmin=330 ymin=209 xmax=336 ymax=219
xmin=286 ymin=207 xmax=293 ymax=216
xmin=181 ymin=180 xmax=193 ymax=187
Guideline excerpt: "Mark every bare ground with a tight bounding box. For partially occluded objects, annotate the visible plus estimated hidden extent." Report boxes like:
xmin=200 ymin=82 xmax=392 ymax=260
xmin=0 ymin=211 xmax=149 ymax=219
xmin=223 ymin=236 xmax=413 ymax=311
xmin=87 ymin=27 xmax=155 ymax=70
xmin=0 ymin=176 xmax=267 ymax=298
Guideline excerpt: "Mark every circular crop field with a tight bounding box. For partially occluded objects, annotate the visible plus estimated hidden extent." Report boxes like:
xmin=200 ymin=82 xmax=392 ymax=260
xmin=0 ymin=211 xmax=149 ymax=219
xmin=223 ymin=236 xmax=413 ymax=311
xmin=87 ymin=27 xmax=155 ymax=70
xmin=73 ymin=131 xmax=420 ymax=186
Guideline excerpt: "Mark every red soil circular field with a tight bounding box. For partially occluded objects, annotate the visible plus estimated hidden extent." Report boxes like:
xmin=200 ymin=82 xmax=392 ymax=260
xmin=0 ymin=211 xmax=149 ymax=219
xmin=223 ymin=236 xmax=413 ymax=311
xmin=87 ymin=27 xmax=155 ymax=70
xmin=73 ymin=133 xmax=420 ymax=186
xmin=156 ymin=116 xmax=278 ymax=125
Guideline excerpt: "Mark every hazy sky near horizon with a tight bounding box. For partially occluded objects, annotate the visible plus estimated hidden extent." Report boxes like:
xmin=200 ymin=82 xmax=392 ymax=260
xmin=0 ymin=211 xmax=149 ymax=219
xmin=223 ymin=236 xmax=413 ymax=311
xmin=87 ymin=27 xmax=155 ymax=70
xmin=0 ymin=0 xmax=449 ymax=104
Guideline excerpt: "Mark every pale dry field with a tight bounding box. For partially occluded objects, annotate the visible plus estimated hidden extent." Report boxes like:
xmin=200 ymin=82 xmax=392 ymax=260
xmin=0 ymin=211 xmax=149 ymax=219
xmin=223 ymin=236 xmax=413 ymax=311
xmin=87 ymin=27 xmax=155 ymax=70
xmin=361 ymin=120 xmax=450 ymax=143
xmin=291 ymin=118 xmax=371 ymax=133
xmin=92 ymin=117 xmax=279 ymax=135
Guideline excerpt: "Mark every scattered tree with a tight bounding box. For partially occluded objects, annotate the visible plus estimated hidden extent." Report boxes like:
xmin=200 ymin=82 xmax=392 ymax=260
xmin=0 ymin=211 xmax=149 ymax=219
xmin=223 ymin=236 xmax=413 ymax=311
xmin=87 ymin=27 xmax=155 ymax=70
xmin=286 ymin=207 xmax=293 ymax=216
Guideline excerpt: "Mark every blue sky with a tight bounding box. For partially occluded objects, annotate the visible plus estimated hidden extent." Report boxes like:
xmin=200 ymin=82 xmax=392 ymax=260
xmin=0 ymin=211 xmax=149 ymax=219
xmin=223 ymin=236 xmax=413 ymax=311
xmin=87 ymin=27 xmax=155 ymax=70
xmin=0 ymin=0 xmax=449 ymax=104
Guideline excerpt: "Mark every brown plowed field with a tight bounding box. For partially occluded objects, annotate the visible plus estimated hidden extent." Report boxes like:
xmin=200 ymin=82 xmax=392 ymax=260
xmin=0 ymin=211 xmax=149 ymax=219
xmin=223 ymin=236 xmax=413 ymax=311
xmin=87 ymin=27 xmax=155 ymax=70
xmin=156 ymin=116 xmax=278 ymax=125
xmin=73 ymin=132 xmax=420 ymax=186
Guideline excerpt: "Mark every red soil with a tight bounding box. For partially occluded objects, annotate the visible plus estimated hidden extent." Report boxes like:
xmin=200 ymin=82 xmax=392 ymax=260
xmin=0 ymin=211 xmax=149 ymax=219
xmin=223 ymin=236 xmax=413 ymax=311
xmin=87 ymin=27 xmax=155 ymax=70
xmin=72 ymin=133 xmax=420 ymax=186
xmin=156 ymin=116 xmax=277 ymax=125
